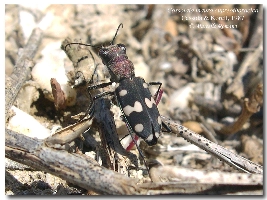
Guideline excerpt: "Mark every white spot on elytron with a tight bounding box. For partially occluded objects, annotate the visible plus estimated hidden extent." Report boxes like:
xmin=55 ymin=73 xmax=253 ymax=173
xmin=119 ymin=90 xmax=127 ymax=96
xmin=146 ymin=134 xmax=153 ymax=142
xmin=158 ymin=116 xmax=161 ymax=124
xmin=143 ymin=83 xmax=148 ymax=88
xmin=115 ymin=83 xmax=120 ymax=88
xmin=134 ymin=124 xmax=144 ymax=132
xmin=123 ymin=101 xmax=143 ymax=116
xmin=155 ymin=132 xmax=160 ymax=138
xmin=145 ymin=97 xmax=156 ymax=108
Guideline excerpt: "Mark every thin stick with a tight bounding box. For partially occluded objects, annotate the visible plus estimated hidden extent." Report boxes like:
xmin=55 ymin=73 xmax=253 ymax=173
xmin=5 ymin=28 xmax=43 ymax=122
xmin=161 ymin=116 xmax=263 ymax=174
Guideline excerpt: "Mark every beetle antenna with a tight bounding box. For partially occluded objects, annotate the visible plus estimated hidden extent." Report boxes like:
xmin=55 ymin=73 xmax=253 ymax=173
xmin=64 ymin=42 xmax=100 ymax=51
xmin=111 ymin=23 xmax=123 ymax=45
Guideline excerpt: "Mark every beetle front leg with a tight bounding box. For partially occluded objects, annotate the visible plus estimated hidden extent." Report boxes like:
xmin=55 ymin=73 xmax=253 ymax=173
xmin=87 ymin=81 xmax=113 ymax=91
xmin=77 ymin=81 xmax=114 ymax=121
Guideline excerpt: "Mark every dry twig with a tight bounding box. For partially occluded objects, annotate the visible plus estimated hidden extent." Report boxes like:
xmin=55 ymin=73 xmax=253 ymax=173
xmin=226 ymin=41 xmax=263 ymax=99
xmin=5 ymin=28 xmax=43 ymax=122
xmin=5 ymin=129 xmax=139 ymax=195
xmin=148 ymin=160 xmax=262 ymax=186
xmin=218 ymin=83 xmax=263 ymax=135
xmin=161 ymin=116 xmax=263 ymax=174
xmin=61 ymin=38 xmax=100 ymax=87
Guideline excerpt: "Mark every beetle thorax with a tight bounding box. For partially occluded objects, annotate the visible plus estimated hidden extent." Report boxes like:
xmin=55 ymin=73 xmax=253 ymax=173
xmin=99 ymin=44 xmax=135 ymax=82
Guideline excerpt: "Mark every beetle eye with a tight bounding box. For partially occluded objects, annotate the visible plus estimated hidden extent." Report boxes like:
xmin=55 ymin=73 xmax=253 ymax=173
xmin=117 ymin=43 xmax=126 ymax=50
xmin=99 ymin=48 xmax=107 ymax=55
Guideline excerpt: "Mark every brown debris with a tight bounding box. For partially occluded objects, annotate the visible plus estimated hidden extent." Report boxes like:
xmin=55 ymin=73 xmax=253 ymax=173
xmin=219 ymin=83 xmax=263 ymax=135
xmin=50 ymin=78 xmax=66 ymax=110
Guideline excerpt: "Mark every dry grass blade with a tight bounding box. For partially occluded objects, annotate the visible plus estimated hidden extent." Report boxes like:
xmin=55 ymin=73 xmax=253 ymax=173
xmin=44 ymin=118 xmax=93 ymax=146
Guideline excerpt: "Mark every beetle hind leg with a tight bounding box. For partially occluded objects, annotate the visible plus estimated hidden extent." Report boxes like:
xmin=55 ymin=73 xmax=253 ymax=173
xmin=161 ymin=119 xmax=172 ymax=133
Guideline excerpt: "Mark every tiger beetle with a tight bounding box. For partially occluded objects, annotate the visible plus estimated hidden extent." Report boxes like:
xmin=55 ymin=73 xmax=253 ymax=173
xmin=65 ymin=23 xmax=167 ymax=149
